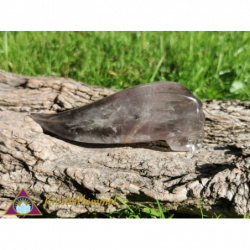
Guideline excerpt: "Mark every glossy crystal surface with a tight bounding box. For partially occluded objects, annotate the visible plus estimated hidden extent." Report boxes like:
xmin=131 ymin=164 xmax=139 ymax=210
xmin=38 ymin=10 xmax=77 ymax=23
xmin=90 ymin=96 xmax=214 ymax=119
xmin=31 ymin=81 xmax=205 ymax=151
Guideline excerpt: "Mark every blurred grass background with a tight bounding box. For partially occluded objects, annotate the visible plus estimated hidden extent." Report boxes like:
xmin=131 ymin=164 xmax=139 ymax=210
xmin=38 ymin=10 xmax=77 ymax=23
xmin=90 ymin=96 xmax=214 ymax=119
xmin=0 ymin=31 xmax=250 ymax=100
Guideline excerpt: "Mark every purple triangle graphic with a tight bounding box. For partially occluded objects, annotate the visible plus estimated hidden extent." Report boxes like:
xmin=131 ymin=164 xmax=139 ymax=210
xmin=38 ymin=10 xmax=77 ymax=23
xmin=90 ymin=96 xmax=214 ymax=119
xmin=5 ymin=204 xmax=18 ymax=215
xmin=28 ymin=204 xmax=42 ymax=215
xmin=18 ymin=189 xmax=29 ymax=198
xmin=4 ymin=188 xmax=42 ymax=216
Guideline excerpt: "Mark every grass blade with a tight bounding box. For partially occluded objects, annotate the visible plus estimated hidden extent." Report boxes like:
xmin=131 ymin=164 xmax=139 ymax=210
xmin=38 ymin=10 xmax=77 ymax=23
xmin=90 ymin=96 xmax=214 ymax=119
xmin=116 ymin=197 xmax=134 ymax=213
xmin=150 ymin=55 xmax=164 ymax=82
xmin=244 ymin=213 xmax=250 ymax=219
xmin=198 ymin=198 xmax=204 ymax=219
xmin=156 ymin=198 xmax=165 ymax=218
xmin=168 ymin=214 xmax=175 ymax=219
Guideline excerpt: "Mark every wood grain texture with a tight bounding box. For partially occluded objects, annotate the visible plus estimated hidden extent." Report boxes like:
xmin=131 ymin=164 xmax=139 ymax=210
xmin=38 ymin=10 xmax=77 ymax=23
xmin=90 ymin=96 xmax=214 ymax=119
xmin=0 ymin=69 xmax=250 ymax=218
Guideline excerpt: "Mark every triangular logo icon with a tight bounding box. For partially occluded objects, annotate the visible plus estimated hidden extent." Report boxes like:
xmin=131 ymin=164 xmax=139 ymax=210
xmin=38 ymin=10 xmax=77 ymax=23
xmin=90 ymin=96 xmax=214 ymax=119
xmin=4 ymin=188 xmax=42 ymax=216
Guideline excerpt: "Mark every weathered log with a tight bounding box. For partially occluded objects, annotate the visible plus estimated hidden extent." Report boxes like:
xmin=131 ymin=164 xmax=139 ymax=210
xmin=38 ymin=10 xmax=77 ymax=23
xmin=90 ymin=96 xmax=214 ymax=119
xmin=0 ymin=69 xmax=250 ymax=218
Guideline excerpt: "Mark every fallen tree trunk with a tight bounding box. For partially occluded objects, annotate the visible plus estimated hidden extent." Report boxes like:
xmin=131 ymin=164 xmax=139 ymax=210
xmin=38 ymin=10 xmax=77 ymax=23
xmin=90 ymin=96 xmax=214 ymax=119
xmin=0 ymin=69 xmax=250 ymax=218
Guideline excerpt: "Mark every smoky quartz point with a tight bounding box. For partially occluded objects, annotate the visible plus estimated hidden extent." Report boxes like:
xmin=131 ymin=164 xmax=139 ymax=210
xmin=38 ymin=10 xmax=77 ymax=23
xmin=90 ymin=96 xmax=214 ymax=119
xmin=31 ymin=81 xmax=205 ymax=152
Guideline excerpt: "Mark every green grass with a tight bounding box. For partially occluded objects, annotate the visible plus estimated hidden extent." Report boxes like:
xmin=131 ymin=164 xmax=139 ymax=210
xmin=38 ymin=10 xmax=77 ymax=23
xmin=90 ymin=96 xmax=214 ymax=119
xmin=1 ymin=31 xmax=250 ymax=100
xmin=88 ymin=197 xmax=250 ymax=219
xmin=97 ymin=197 xmax=249 ymax=219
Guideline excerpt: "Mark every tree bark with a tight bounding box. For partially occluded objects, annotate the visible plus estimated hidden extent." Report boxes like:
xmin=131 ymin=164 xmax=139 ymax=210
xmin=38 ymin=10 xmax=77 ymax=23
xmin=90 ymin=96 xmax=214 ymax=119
xmin=0 ymin=69 xmax=250 ymax=218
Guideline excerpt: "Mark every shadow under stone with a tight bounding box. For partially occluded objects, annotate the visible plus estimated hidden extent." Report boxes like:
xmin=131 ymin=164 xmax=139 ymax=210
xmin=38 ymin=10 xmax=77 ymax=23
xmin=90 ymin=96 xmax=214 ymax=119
xmin=42 ymin=129 xmax=173 ymax=152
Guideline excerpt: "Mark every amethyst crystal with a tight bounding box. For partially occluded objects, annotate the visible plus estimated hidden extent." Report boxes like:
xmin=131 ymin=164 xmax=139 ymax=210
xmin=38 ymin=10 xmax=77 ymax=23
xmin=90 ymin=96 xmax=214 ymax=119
xmin=31 ymin=82 xmax=205 ymax=151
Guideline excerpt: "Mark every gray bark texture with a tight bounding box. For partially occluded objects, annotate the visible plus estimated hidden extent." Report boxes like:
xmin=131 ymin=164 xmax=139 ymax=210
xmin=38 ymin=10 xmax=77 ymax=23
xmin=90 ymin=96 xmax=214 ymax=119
xmin=0 ymin=69 xmax=250 ymax=218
